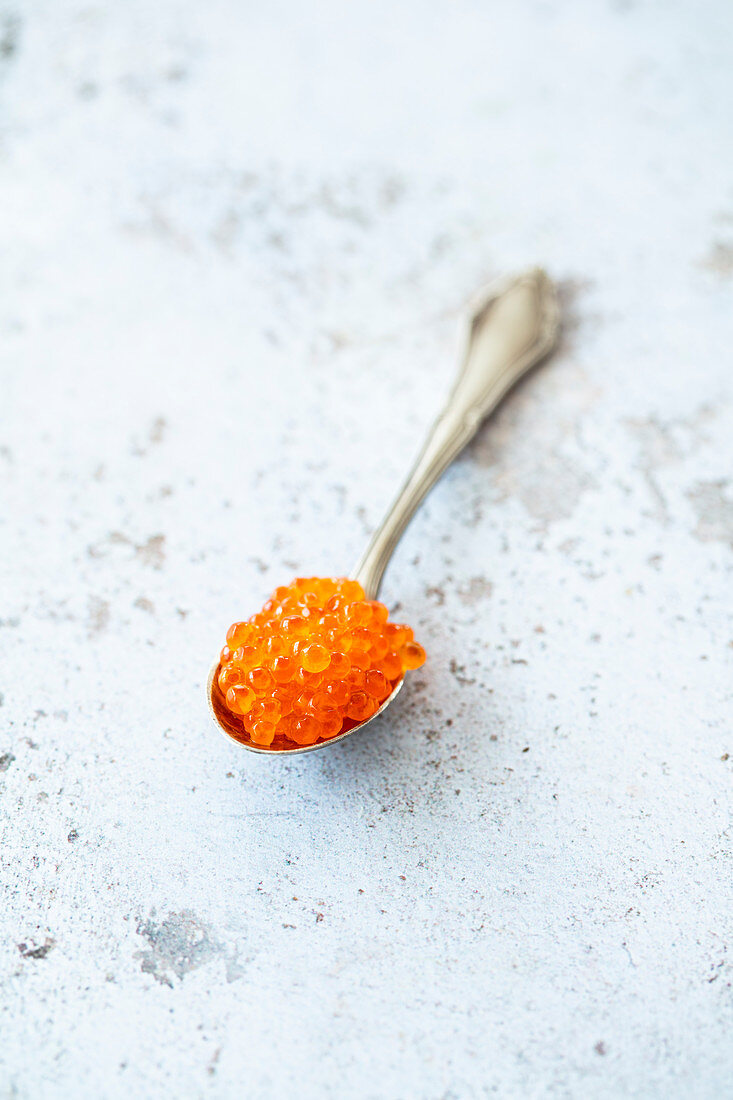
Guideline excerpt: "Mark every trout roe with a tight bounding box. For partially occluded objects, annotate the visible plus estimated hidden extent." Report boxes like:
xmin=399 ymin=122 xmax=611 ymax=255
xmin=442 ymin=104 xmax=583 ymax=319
xmin=214 ymin=577 xmax=426 ymax=748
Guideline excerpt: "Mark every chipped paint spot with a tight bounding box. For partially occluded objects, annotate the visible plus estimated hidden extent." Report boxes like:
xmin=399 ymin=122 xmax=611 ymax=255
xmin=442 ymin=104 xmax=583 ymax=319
xmin=468 ymin=277 xmax=603 ymax=527
xmin=88 ymin=531 xmax=166 ymax=568
xmin=135 ymin=910 xmax=241 ymax=987
xmin=0 ymin=14 xmax=20 ymax=60
xmin=626 ymin=408 xmax=715 ymax=524
xmin=517 ymin=455 xmax=596 ymax=524
xmin=471 ymin=353 xmax=601 ymax=526
xmin=18 ymin=937 xmax=55 ymax=960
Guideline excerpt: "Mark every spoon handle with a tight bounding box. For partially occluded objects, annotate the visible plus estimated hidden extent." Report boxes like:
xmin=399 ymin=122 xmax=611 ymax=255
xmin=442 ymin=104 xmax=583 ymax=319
xmin=352 ymin=268 xmax=560 ymax=599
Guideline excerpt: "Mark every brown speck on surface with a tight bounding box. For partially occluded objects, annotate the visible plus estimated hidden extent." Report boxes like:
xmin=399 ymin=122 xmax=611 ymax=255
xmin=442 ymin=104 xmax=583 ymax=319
xmin=698 ymin=240 xmax=733 ymax=278
xmin=136 ymin=534 xmax=166 ymax=569
xmin=130 ymin=416 xmax=167 ymax=456
xmin=0 ymin=752 xmax=15 ymax=772
xmin=87 ymin=596 xmax=111 ymax=636
xmin=686 ymin=480 xmax=733 ymax=547
xmin=207 ymin=1048 xmax=221 ymax=1077
xmin=149 ymin=417 xmax=167 ymax=444
xmin=88 ymin=530 xmax=167 ymax=568
xmin=457 ymin=576 xmax=493 ymax=606
xmin=449 ymin=659 xmax=476 ymax=686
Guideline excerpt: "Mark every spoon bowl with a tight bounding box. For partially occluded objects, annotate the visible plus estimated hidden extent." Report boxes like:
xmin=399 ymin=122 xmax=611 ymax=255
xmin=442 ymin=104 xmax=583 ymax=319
xmin=208 ymin=658 xmax=404 ymax=754
xmin=208 ymin=268 xmax=559 ymax=754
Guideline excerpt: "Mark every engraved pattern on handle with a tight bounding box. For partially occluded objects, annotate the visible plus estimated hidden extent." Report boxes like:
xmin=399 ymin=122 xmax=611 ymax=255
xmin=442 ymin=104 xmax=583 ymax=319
xmin=352 ymin=269 xmax=560 ymax=599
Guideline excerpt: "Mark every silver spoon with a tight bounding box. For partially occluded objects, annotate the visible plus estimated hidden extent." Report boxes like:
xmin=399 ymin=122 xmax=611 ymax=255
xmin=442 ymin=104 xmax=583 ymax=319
xmin=208 ymin=268 xmax=560 ymax=754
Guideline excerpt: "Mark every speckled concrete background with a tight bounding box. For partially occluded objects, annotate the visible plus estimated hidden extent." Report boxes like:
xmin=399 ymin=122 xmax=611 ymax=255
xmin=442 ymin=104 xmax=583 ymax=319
xmin=1 ymin=1 xmax=732 ymax=1096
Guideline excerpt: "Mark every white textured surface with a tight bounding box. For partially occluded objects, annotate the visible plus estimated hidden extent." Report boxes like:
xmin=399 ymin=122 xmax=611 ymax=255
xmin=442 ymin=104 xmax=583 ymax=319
xmin=2 ymin=1 xmax=732 ymax=1096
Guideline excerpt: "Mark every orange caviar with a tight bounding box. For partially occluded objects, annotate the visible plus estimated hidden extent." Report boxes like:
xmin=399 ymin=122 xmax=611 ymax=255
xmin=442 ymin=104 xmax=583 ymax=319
xmin=214 ymin=577 xmax=426 ymax=748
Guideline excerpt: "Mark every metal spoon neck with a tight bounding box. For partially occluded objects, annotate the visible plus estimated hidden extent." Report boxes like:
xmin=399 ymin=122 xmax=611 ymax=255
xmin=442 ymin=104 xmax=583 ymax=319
xmin=351 ymin=267 xmax=559 ymax=601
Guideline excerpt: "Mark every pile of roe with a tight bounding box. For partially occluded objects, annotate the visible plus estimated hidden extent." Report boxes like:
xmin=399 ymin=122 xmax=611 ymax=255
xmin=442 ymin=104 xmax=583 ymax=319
xmin=216 ymin=576 xmax=426 ymax=747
